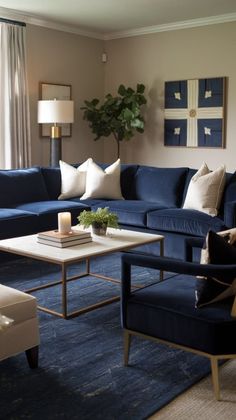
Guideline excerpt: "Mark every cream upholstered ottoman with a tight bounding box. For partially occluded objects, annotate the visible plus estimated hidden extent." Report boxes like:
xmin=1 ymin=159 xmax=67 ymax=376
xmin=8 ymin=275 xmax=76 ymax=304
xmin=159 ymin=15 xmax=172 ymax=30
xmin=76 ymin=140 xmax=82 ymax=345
xmin=0 ymin=284 xmax=39 ymax=368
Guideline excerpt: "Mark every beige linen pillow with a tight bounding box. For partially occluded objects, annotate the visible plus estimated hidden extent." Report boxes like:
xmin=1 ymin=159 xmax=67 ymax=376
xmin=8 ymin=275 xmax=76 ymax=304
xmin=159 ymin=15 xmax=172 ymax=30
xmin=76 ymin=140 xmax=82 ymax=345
xmin=58 ymin=158 xmax=92 ymax=200
xmin=217 ymin=227 xmax=236 ymax=244
xmin=183 ymin=162 xmax=226 ymax=216
xmin=80 ymin=159 xmax=124 ymax=200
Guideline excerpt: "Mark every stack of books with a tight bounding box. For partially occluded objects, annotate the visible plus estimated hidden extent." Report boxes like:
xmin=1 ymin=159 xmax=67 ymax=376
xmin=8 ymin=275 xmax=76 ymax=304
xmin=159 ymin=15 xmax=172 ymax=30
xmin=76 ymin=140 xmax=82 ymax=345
xmin=37 ymin=229 xmax=92 ymax=248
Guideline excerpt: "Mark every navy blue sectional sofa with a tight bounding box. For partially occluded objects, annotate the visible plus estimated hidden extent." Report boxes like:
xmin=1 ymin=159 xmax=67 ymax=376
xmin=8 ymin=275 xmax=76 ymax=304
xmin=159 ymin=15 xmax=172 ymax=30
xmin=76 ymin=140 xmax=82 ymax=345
xmin=1 ymin=163 xmax=236 ymax=260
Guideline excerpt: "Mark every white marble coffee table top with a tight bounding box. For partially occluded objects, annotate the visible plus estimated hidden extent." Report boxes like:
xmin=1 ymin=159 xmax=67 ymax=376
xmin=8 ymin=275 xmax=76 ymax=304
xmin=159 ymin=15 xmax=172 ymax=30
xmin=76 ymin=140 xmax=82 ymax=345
xmin=0 ymin=228 xmax=164 ymax=264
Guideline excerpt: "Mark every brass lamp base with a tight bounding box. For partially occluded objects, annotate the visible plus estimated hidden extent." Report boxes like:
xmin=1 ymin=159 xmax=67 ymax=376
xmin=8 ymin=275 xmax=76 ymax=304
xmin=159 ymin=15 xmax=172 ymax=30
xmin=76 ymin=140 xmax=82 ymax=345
xmin=51 ymin=126 xmax=61 ymax=139
xmin=50 ymin=126 xmax=62 ymax=167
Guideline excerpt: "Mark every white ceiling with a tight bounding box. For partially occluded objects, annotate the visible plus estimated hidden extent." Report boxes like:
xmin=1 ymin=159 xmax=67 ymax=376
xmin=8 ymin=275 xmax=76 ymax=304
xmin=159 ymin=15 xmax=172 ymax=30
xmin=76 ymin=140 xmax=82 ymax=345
xmin=0 ymin=0 xmax=236 ymax=39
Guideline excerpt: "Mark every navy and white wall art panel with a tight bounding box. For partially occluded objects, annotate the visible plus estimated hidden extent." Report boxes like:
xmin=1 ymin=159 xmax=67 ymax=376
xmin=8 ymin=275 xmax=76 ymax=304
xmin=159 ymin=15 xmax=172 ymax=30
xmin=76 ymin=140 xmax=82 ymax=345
xmin=164 ymin=77 xmax=226 ymax=148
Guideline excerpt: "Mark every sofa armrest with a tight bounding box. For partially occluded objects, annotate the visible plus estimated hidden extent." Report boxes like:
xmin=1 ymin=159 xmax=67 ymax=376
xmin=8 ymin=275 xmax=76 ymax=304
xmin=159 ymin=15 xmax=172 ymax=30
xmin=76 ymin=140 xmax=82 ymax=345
xmin=121 ymin=253 xmax=236 ymax=280
xmin=184 ymin=237 xmax=205 ymax=262
xmin=224 ymin=201 xmax=236 ymax=228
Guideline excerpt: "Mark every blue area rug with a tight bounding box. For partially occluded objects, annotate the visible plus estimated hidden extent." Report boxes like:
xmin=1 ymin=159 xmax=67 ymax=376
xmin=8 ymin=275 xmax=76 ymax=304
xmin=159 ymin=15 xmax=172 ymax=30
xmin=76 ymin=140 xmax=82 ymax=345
xmin=0 ymin=254 xmax=211 ymax=419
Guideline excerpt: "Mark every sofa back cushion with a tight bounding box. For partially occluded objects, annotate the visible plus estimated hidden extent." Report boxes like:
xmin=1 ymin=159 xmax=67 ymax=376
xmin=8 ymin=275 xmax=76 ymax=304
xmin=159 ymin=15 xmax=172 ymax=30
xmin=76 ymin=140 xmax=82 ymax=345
xmin=182 ymin=169 xmax=235 ymax=217
xmin=120 ymin=165 xmax=139 ymax=199
xmin=0 ymin=167 xmax=49 ymax=207
xmin=222 ymin=171 xmax=236 ymax=204
xmin=183 ymin=163 xmax=226 ymax=216
xmin=134 ymin=166 xmax=188 ymax=207
xmin=41 ymin=167 xmax=62 ymax=200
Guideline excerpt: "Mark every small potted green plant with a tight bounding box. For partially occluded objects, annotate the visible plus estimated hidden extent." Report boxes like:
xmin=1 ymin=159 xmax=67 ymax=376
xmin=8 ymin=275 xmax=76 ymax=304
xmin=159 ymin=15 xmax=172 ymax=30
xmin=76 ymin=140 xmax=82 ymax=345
xmin=77 ymin=207 xmax=119 ymax=236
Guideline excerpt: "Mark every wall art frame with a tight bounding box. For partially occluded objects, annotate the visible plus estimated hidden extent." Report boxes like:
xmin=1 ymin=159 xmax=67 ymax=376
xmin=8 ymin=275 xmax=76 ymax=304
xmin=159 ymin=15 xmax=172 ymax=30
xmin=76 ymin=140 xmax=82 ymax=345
xmin=164 ymin=77 xmax=226 ymax=148
xmin=39 ymin=82 xmax=72 ymax=137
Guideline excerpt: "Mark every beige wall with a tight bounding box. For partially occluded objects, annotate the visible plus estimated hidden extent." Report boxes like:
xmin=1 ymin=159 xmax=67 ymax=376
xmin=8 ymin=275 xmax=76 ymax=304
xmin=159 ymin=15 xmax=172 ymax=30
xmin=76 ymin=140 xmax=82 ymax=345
xmin=26 ymin=24 xmax=105 ymax=166
xmin=104 ymin=22 xmax=236 ymax=171
xmin=26 ymin=22 xmax=236 ymax=171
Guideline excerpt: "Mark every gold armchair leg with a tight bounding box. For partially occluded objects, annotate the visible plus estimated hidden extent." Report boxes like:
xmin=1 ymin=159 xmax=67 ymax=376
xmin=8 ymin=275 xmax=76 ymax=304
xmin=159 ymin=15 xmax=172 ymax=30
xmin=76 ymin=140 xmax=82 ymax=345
xmin=211 ymin=357 xmax=220 ymax=400
xmin=124 ymin=330 xmax=131 ymax=366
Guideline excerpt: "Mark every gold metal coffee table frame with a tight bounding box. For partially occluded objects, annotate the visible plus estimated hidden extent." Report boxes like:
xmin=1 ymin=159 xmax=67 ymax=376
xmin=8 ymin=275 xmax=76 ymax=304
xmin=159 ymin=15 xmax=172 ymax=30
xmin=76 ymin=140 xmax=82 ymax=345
xmin=0 ymin=229 xmax=164 ymax=320
xmin=24 ymin=258 xmax=131 ymax=319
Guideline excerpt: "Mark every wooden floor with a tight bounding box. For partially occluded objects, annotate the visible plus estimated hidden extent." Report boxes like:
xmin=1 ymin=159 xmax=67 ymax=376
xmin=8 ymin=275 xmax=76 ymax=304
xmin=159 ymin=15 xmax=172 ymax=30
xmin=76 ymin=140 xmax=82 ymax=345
xmin=149 ymin=360 xmax=236 ymax=419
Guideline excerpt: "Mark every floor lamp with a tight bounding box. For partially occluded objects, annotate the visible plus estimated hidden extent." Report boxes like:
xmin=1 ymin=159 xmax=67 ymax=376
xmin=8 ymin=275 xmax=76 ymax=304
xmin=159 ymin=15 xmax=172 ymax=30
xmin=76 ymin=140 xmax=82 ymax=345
xmin=38 ymin=100 xmax=74 ymax=166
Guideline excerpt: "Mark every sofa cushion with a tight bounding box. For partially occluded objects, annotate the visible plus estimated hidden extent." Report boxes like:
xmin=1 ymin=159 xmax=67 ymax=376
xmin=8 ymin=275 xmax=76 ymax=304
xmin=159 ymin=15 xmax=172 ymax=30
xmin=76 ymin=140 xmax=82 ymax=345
xmin=0 ymin=209 xmax=39 ymax=239
xmin=147 ymin=208 xmax=226 ymax=236
xmin=92 ymin=163 xmax=139 ymax=200
xmin=125 ymin=275 xmax=236 ymax=355
xmin=183 ymin=163 xmax=226 ymax=216
xmin=81 ymin=159 xmax=123 ymax=200
xmin=16 ymin=201 xmax=90 ymax=232
xmin=134 ymin=166 xmax=188 ymax=206
xmin=196 ymin=230 xmax=236 ymax=308
xmin=182 ymin=170 xmax=233 ymax=210
xmin=0 ymin=167 xmax=49 ymax=207
xmin=58 ymin=158 xmax=92 ymax=200
xmin=89 ymin=200 xmax=167 ymax=228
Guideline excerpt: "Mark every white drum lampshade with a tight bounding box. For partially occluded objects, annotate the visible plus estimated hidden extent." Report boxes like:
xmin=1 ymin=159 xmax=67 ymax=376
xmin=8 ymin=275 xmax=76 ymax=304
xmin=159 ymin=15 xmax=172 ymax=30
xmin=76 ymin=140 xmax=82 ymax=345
xmin=37 ymin=100 xmax=74 ymax=124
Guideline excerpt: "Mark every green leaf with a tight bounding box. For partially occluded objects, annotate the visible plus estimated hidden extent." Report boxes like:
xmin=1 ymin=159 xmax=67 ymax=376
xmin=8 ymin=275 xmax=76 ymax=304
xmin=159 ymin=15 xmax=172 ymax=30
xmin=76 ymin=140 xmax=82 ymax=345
xmin=124 ymin=130 xmax=133 ymax=141
xmin=91 ymin=98 xmax=99 ymax=106
xmin=105 ymin=97 xmax=116 ymax=107
xmin=131 ymin=104 xmax=140 ymax=117
xmin=138 ymin=96 xmax=147 ymax=105
xmin=123 ymin=108 xmax=133 ymax=121
xmin=137 ymin=83 xmax=145 ymax=94
xmin=131 ymin=119 xmax=144 ymax=129
xmin=83 ymin=100 xmax=93 ymax=107
xmin=136 ymin=127 xmax=144 ymax=133
xmin=127 ymin=87 xmax=135 ymax=95
xmin=118 ymin=84 xmax=126 ymax=96
xmin=123 ymin=96 xmax=133 ymax=105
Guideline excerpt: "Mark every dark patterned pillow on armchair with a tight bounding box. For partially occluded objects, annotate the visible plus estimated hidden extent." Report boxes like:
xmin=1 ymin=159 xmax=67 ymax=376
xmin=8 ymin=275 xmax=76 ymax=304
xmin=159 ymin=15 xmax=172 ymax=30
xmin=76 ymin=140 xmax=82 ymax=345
xmin=195 ymin=230 xmax=236 ymax=308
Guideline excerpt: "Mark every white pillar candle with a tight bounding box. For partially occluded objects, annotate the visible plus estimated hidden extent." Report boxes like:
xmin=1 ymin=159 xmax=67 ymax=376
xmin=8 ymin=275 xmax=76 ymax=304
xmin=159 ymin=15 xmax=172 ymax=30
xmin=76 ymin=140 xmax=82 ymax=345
xmin=58 ymin=212 xmax=71 ymax=234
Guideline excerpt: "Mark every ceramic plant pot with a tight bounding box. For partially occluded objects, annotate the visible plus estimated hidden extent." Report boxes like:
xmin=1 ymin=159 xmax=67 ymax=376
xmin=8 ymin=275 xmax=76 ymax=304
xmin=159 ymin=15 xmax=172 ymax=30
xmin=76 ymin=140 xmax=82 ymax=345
xmin=91 ymin=222 xmax=108 ymax=236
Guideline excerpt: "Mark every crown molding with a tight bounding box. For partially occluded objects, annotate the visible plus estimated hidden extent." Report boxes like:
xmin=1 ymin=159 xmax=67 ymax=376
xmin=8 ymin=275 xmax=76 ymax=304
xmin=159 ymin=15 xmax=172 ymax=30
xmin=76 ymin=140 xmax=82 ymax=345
xmin=0 ymin=7 xmax=104 ymax=40
xmin=1 ymin=7 xmax=236 ymax=41
xmin=104 ymin=12 xmax=236 ymax=40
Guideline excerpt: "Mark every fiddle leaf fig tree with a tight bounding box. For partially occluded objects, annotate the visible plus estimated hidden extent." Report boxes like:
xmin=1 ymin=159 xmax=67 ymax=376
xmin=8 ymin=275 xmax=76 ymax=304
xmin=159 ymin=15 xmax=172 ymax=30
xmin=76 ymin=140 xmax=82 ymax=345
xmin=81 ymin=83 xmax=147 ymax=158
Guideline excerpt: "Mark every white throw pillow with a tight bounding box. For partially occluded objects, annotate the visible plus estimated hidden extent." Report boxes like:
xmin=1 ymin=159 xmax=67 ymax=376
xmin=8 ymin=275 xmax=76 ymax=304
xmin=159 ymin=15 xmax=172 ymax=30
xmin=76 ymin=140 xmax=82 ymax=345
xmin=80 ymin=159 xmax=124 ymax=200
xmin=183 ymin=162 xmax=226 ymax=216
xmin=58 ymin=158 xmax=93 ymax=200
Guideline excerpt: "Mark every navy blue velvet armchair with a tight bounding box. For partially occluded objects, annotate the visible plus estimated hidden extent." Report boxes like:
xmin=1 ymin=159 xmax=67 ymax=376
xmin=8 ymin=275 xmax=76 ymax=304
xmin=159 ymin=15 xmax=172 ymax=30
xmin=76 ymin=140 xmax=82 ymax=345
xmin=121 ymin=241 xmax=236 ymax=400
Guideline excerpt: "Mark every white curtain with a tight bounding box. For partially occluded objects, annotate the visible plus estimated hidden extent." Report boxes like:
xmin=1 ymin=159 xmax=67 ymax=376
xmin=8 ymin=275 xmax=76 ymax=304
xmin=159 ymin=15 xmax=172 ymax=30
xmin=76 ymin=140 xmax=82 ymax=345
xmin=0 ymin=21 xmax=31 ymax=169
